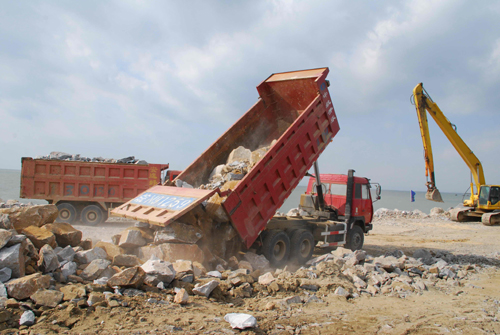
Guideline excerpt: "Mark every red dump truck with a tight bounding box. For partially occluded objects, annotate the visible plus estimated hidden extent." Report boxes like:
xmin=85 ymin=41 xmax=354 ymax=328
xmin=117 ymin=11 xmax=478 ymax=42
xmin=112 ymin=68 xmax=375 ymax=266
xmin=20 ymin=157 xmax=179 ymax=225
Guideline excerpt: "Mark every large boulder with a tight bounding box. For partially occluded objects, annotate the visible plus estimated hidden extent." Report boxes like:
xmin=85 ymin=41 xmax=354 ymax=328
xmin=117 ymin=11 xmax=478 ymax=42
xmin=21 ymin=226 xmax=57 ymax=249
xmin=112 ymin=254 xmax=141 ymax=267
xmin=107 ymin=267 xmax=145 ymax=288
xmin=118 ymin=230 xmax=146 ymax=248
xmin=154 ymin=222 xmax=203 ymax=244
xmin=137 ymin=243 xmax=205 ymax=264
xmin=141 ymin=258 xmax=176 ymax=284
xmin=74 ymin=247 xmax=107 ymax=264
xmin=0 ymin=205 xmax=58 ymax=231
xmin=0 ymin=244 xmax=25 ymax=278
xmin=42 ymin=222 xmax=82 ymax=247
xmin=5 ymin=273 xmax=51 ymax=300
xmin=227 ymin=146 xmax=251 ymax=164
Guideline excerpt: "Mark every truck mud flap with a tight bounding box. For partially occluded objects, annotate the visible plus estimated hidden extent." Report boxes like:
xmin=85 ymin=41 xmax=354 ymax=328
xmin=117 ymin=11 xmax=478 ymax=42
xmin=111 ymin=185 xmax=216 ymax=226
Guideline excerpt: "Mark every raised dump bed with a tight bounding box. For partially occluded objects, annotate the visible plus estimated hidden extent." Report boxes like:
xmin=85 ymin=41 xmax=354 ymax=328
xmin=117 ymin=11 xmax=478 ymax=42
xmin=112 ymin=67 xmax=339 ymax=249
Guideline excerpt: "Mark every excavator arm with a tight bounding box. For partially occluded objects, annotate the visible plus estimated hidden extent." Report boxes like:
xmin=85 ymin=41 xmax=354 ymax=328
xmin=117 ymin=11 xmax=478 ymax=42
xmin=413 ymin=83 xmax=485 ymax=205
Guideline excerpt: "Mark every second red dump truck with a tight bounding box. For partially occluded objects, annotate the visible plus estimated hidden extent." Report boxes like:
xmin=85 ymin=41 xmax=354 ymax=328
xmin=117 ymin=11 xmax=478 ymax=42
xmin=20 ymin=157 xmax=180 ymax=225
xmin=112 ymin=68 xmax=379 ymax=266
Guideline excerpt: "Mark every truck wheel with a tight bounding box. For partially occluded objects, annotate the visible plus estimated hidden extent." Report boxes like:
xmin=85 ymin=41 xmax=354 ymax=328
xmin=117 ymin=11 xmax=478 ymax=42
xmin=56 ymin=203 xmax=77 ymax=224
xmin=81 ymin=205 xmax=105 ymax=226
xmin=262 ymin=230 xmax=291 ymax=267
xmin=345 ymin=225 xmax=364 ymax=251
xmin=290 ymin=229 xmax=315 ymax=264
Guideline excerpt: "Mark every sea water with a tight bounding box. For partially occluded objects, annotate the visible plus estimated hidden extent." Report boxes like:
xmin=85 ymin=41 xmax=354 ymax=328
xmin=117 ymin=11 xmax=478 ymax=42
xmin=0 ymin=168 xmax=465 ymax=213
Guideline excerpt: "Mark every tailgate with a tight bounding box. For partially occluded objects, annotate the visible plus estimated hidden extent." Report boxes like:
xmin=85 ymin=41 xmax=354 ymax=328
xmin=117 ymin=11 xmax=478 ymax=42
xmin=111 ymin=185 xmax=216 ymax=226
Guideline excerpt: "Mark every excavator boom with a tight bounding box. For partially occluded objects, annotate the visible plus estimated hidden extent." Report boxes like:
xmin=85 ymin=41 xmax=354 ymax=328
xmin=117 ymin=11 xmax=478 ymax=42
xmin=413 ymin=83 xmax=485 ymax=204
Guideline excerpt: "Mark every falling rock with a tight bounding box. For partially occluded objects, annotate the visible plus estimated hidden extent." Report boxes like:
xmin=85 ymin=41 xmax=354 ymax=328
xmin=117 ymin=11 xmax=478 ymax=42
xmin=258 ymin=272 xmax=276 ymax=285
xmin=238 ymin=261 xmax=253 ymax=272
xmin=94 ymin=241 xmax=125 ymax=260
xmin=227 ymin=146 xmax=252 ymax=165
xmin=0 ymin=267 xmax=12 ymax=283
xmin=141 ymin=258 xmax=176 ymax=284
xmin=107 ymin=266 xmax=146 ymax=288
xmin=138 ymin=243 xmax=205 ymax=264
xmin=38 ymin=244 xmax=60 ymax=273
xmin=21 ymin=225 xmax=57 ymax=249
xmin=154 ymin=222 xmax=203 ymax=244
xmin=193 ymin=280 xmax=219 ymax=298
xmin=243 ymin=252 xmax=270 ymax=271
xmin=224 ymin=313 xmax=257 ymax=329
xmin=19 ymin=310 xmax=36 ymax=326
xmin=173 ymin=288 xmax=189 ymax=304
xmin=42 ymin=222 xmax=82 ymax=247
xmin=250 ymin=147 xmax=268 ymax=166
xmin=0 ymin=229 xmax=13 ymax=249
xmin=1 ymin=204 xmax=58 ymax=231
xmin=80 ymin=259 xmax=112 ymax=281
xmin=75 ymin=247 xmax=107 ymax=264
xmin=119 ymin=230 xmax=146 ymax=248
xmin=61 ymin=261 xmax=77 ymax=279
xmin=332 ymin=247 xmax=353 ymax=259
xmin=113 ymin=254 xmax=141 ymax=267
xmin=0 ymin=243 xmax=25 ymax=278
xmin=5 ymin=273 xmax=51 ymax=300
xmin=30 ymin=289 xmax=64 ymax=308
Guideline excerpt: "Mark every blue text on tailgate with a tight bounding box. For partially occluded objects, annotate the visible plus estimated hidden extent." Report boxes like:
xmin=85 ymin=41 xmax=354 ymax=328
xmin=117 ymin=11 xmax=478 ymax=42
xmin=131 ymin=192 xmax=196 ymax=211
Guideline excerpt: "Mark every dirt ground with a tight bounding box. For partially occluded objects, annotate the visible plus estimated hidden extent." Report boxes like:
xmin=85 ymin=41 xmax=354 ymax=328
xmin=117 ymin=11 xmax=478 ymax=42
xmin=20 ymin=216 xmax=500 ymax=334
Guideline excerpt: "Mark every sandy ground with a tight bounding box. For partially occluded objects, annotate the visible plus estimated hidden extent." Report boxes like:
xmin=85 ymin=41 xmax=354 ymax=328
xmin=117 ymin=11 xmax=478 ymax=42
xmin=21 ymin=216 xmax=500 ymax=334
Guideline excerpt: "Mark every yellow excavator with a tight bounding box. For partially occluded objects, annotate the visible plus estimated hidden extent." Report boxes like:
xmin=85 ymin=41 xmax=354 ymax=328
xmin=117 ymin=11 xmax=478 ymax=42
xmin=412 ymin=83 xmax=500 ymax=225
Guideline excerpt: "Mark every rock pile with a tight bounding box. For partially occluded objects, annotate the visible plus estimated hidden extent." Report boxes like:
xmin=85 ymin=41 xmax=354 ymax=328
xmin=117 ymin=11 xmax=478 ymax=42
xmin=374 ymin=207 xmax=453 ymax=220
xmin=0 ymin=199 xmax=32 ymax=209
xmin=34 ymin=151 xmax=148 ymax=165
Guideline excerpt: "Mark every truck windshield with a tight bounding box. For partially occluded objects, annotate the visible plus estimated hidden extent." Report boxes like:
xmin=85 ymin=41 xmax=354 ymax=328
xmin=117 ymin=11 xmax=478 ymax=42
xmin=479 ymin=186 xmax=490 ymax=205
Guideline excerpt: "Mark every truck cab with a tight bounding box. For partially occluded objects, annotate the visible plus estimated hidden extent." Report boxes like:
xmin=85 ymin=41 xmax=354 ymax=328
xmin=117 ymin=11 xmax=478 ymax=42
xmin=300 ymin=172 xmax=379 ymax=232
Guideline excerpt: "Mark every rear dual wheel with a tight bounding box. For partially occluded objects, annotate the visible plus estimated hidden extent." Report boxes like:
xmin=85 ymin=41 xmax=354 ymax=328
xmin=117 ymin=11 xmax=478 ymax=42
xmin=81 ymin=205 xmax=107 ymax=226
xmin=262 ymin=229 xmax=315 ymax=267
xmin=56 ymin=203 xmax=77 ymax=224
xmin=290 ymin=229 xmax=315 ymax=265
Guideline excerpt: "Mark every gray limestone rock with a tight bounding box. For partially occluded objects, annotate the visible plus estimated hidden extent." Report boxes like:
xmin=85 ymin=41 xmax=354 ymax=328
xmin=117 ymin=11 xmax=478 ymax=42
xmin=61 ymin=261 xmax=77 ymax=279
xmin=193 ymin=280 xmax=219 ymax=298
xmin=74 ymin=247 xmax=107 ymax=264
xmin=0 ymin=267 xmax=12 ymax=283
xmin=0 ymin=243 xmax=25 ymax=278
xmin=19 ymin=310 xmax=35 ymax=326
xmin=38 ymin=244 xmax=60 ymax=273
xmin=57 ymin=245 xmax=76 ymax=262
xmin=80 ymin=259 xmax=111 ymax=281
xmin=0 ymin=229 xmax=13 ymax=249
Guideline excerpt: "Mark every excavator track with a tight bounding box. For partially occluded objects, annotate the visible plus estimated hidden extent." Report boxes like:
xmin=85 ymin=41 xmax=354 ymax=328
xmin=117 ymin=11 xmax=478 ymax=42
xmin=481 ymin=212 xmax=500 ymax=226
xmin=450 ymin=208 xmax=472 ymax=222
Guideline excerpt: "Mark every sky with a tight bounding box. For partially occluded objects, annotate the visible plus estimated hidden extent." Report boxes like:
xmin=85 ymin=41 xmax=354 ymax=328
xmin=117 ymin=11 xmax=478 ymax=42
xmin=1 ymin=0 xmax=499 ymax=193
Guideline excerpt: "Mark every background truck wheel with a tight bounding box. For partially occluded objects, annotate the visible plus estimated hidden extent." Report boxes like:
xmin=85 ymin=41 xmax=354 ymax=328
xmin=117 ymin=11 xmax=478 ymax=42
xmin=345 ymin=225 xmax=364 ymax=251
xmin=290 ymin=229 xmax=315 ymax=264
xmin=80 ymin=205 xmax=106 ymax=226
xmin=262 ymin=230 xmax=291 ymax=267
xmin=56 ymin=203 xmax=77 ymax=224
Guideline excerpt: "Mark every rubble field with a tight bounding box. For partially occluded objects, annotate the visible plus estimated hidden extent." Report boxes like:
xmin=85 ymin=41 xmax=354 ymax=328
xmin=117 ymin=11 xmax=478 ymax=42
xmin=0 ymin=202 xmax=499 ymax=334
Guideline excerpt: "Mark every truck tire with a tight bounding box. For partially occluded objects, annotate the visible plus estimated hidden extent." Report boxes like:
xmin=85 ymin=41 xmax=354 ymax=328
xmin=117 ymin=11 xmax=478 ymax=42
xmin=290 ymin=229 xmax=315 ymax=264
xmin=262 ymin=230 xmax=291 ymax=267
xmin=56 ymin=203 xmax=77 ymax=224
xmin=345 ymin=225 xmax=364 ymax=251
xmin=81 ymin=205 xmax=106 ymax=226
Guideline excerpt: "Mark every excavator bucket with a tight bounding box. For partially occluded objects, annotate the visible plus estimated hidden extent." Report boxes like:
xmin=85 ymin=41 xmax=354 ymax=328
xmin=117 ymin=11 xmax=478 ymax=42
xmin=425 ymin=188 xmax=444 ymax=202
